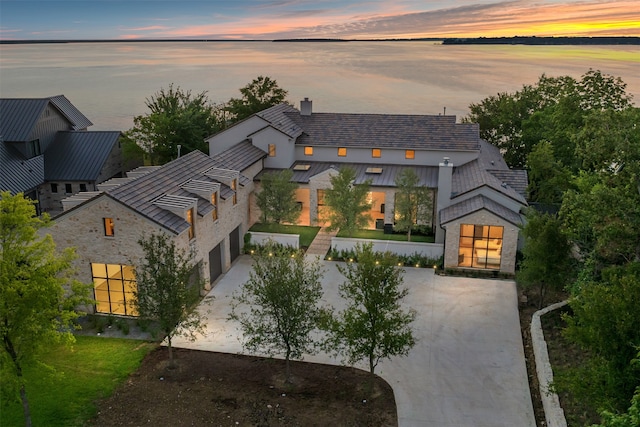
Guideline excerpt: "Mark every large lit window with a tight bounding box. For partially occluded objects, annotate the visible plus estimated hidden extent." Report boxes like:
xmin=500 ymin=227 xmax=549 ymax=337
xmin=304 ymin=146 xmax=313 ymax=156
xmin=405 ymin=150 xmax=415 ymax=159
xmin=104 ymin=218 xmax=114 ymax=236
xmin=458 ymin=224 xmax=503 ymax=269
xmin=338 ymin=147 xmax=347 ymax=157
xmin=92 ymin=263 xmax=137 ymax=315
xmin=317 ymin=189 xmax=326 ymax=206
xmin=211 ymin=192 xmax=218 ymax=221
xmin=372 ymin=148 xmax=381 ymax=158
xmin=186 ymin=208 xmax=195 ymax=240
xmin=231 ymin=179 xmax=237 ymax=205
xmin=268 ymin=144 xmax=276 ymax=157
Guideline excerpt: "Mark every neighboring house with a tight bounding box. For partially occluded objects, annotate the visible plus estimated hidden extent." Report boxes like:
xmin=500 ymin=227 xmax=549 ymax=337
xmin=46 ymin=147 xmax=266 ymax=315
xmin=0 ymin=96 xmax=125 ymax=214
xmin=207 ymin=98 xmax=528 ymax=274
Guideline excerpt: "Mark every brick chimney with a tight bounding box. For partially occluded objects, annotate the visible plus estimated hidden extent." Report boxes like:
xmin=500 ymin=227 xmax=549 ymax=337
xmin=300 ymin=98 xmax=312 ymax=116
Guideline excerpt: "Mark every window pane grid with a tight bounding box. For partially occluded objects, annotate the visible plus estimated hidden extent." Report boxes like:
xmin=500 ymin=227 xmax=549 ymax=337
xmin=457 ymin=224 xmax=503 ymax=270
xmin=92 ymin=263 xmax=136 ymax=316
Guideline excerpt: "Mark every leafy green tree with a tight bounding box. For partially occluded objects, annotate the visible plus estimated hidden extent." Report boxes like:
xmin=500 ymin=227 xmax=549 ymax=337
xmin=133 ymin=233 xmax=206 ymax=367
xmin=226 ymin=76 xmax=288 ymax=122
xmin=561 ymin=262 xmax=640 ymax=413
xmin=526 ymin=141 xmax=573 ymax=204
xmin=324 ymin=167 xmax=371 ymax=236
xmin=229 ymin=243 xmax=325 ymax=382
xmin=466 ymin=70 xmax=632 ymax=169
xmin=0 ymin=192 xmax=90 ymax=427
xmin=325 ymin=243 xmax=416 ymax=375
xmin=255 ymin=169 xmax=300 ymax=224
xmin=125 ymin=84 xmax=221 ymax=164
xmin=592 ymin=386 xmax=640 ymax=427
xmin=394 ymin=168 xmax=433 ymax=241
xmin=517 ymin=209 xmax=572 ymax=308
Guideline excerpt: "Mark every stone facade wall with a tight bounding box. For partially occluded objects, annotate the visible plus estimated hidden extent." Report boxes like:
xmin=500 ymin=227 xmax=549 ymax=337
xmin=443 ymin=209 xmax=520 ymax=274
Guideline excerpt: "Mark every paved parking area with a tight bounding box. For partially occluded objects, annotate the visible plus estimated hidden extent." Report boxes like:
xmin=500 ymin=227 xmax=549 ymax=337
xmin=172 ymin=255 xmax=535 ymax=427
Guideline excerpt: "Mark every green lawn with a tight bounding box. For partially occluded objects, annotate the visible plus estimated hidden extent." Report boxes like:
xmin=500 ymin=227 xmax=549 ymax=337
xmin=1 ymin=336 xmax=155 ymax=427
xmin=249 ymin=223 xmax=321 ymax=247
xmin=336 ymin=229 xmax=435 ymax=243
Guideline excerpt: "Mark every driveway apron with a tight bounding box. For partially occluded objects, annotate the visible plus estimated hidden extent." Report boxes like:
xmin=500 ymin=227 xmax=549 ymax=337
xmin=172 ymin=255 xmax=535 ymax=427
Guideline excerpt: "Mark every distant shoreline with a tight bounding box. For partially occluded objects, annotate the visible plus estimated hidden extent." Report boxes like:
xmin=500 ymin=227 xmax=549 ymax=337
xmin=1 ymin=36 xmax=638 ymax=45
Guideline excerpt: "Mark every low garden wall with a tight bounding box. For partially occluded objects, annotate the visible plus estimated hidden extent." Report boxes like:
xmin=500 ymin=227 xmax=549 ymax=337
xmin=331 ymin=237 xmax=444 ymax=259
xmin=249 ymin=232 xmax=299 ymax=249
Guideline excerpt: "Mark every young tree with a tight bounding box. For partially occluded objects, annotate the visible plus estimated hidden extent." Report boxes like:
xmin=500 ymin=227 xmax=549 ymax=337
xmin=0 ymin=192 xmax=90 ymax=427
xmin=394 ymin=168 xmax=433 ymax=241
xmin=517 ymin=209 xmax=572 ymax=308
xmin=255 ymin=169 xmax=300 ymax=224
xmin=226 ymin=76 xmax=288 ymax=122
xmin=125 ymin=84 xmax=222 ymax=164
xmin=326 ymin=243 xmax=416 ymax=375
xmin=324 ymin=167 xmax=371 ymax=237
xmin=133 ymin=233 xmax=206 ymax=367
xmin=229 ymin=243 xmax=325 ymax=382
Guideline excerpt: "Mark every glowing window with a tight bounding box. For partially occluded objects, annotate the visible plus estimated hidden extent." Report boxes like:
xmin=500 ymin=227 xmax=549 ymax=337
xmin=405 ymin=150 xmax=415 ymax=159
xmin=372 ymin=148 xmax=381 ymax=158
xmin=104 ymin=218 xmax=114 ymax=236
xmin=186 ymin=208 xmax=195 ymax=240
xmin=457 ymin=224 xmax=503 ymax=270
xmin=231 ymin=179 xmax=237 ymax=205
xmin=338 ymin=147 xmax=347 ymax=157
xmin=268 ymin=144 xmax=276 ymax=157
xmin=92 ymin=263 xmax=137 ymax=316
xmin=304 ymin=146 xmax=313 ymax=156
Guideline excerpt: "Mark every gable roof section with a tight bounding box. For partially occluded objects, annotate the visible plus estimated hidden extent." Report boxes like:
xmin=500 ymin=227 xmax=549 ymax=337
xmin=210 ymin=140 xmax=267 ymax=172
xmin=0 ymin=143 xmax=44 ymax=193
xmin=44 ymin=131 xmax=121 ymax=181
xmin=285 ymin=111 xmax=481 ymax=151
xmin=488 ymin=169 xmax=529 ymax=199
xmin=105 ymin=150 xmax=232 ymax=234
xmin=451 ymin=140 xmax=527 ymax=205
xmin=440 ymin=194 xmax=523 ymax=226
xmin=255 ymin=103 xmax=304 ymax=139
xmin=260 ymin=161 xmax=438 ymax=187
xmin=0 ymin=95 xmax=92 ymax=141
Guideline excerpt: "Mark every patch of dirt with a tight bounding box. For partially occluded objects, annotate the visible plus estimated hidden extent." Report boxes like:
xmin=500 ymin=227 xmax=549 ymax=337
xmin=517 ymin=287 xmax=569 ymax=427
xmin=89 ymin=347 xmax=397 ymax=427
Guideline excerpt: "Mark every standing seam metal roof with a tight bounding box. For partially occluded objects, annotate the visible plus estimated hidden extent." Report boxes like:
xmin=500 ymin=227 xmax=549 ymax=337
xmin=440 ymin=194 xmax=523 ymax=226
xmin=0 ymin=143 xmax=44 ymax=193
xmin=44 ymin=131 xmax=121 ymax=181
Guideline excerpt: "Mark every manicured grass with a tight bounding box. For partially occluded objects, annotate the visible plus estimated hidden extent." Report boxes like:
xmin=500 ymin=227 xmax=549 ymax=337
xmin=336 ymin=228 xmax=435 ymax=243
xmin=0 ymin=336 xmax=155 ymax=427
xmin=249 ymin=223 xmax=321 ymax=247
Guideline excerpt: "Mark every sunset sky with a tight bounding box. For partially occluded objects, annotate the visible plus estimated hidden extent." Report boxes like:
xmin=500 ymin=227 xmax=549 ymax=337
xmin=1 ymin=0 xmax=638 ymax=41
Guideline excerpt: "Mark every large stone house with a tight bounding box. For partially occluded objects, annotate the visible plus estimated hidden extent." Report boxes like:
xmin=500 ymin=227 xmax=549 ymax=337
xmin=47 ymin=147 xmax=266 ymax=315
xmin=207 ymin=99 xmax=528 ymax=274
xmin=0 ymin=96 xmax=124 ymax=215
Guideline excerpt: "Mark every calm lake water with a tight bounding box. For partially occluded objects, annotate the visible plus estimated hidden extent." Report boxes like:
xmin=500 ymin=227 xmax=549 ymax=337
xmin=1 ymin=41 xmax=638 ymax=131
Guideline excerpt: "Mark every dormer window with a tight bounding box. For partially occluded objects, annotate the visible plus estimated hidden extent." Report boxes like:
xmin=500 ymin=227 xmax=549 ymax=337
xmin=211 ymin=192 xmax=218 ymax=221
xmin=186 ymin=208 xmax=195 ymax=240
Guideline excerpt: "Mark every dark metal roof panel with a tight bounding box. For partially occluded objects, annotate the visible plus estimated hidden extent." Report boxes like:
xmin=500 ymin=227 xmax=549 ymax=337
xmin=0 ymin=143 xmax=44 ymax=193
xmin=285 ymin=112 xmax=480 ymax=151
xmin=256 ymin=103 xmax=304 ymax=138
xmin=0 ymin=98 xmax=48 ymax=141
xmin=48 ymin=95 xmax=93 ymax=130
xmin=488 ymin=169 xmax=529 ymax=199
xmin=44 ymin=131 xmax=120 ymax=181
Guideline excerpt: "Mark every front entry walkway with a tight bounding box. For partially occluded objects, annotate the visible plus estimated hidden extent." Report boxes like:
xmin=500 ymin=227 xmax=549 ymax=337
xmin=305 ymin=226 xmax=337 ymax=257
xmin=172 ymin=256 xmax=535 ymax=426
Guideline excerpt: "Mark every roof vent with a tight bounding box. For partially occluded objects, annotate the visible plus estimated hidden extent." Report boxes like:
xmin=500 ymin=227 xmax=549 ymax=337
xmin=443 ymin=157 xmax=450 ymax=165
xmin=365 ymin=167 xmax=383 ymax=174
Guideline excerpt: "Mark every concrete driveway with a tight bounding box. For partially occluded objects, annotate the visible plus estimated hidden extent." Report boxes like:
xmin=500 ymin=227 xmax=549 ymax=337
xmin=172 ymin=255 xmax=535 ymax=427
